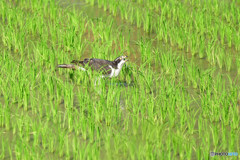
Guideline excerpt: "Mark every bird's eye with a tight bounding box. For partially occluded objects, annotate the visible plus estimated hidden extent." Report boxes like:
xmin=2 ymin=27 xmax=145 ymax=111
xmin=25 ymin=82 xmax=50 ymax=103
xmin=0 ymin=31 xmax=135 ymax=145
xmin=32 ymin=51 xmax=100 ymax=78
xmin=123 ymin=58 xmax=125 ymax=60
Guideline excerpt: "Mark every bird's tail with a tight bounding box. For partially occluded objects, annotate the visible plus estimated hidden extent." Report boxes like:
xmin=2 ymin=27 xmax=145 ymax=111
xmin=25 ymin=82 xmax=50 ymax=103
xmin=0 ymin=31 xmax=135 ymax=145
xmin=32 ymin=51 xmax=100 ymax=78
xmin=57 ymin=64 xmax=76 ymax=70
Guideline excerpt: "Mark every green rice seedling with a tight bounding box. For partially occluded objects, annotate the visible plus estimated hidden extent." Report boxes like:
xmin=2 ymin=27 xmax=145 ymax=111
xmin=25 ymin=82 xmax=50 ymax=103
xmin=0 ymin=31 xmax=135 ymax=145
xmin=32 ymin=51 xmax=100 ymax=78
xmin=155 ymin=21 xmax=164 ymax=41
xmin=229 ymin=129 xmax=237 ymax=151
xmin=216 ymin=47 xmax=225 ymax=69
xmin=32 ymin=120 xmax=41 ymax=149
xmin=80 ymin=115 xmax=88 ymax=140
xmin=63 ymin=82 xmax=74 ymax=108
xmin=205 ymin=40 xmax=215 ymax=63
xmin=85 ymin=0 xmax=95 ymax=6
xmin=66 ymin=109 xmax=74 ymax=132
xmin=0 ymin=1 xmax=7 ymax=21
xmin=72 ymin=137 xmax=80 ymax=159
xmin=48 ymin=132 xmax=56 ymax=154
xmin=157 ymin=49 xmax=179 ymax=76
xmin=0 ymin=137 xmax=5 ymax=159
xmin=219 ymin=23 xmax=226 ymax=46
xmin=189 ymin=34 xmax=197 ymax=56
xmin=221 ymin=122 xmax=228 ymax=150
xmin=123 ymin=2 xmax=130 ymax=21
xmin=176 ymin=28 xmax=186 ymax=50
xmin=110 ymin=1 xmax=118 ymax=16
xmin=143 ymin=10 xmax=151 ymax=33
xmin=199 ymin=68 xmax=215 ymax=93
xmin=56 ymin=126 xmax=65 ymax=157
xmin=236 ymin=135 xmax=240 ymax=153
xmin=187 ymin=111 xmax=198 ymax=135
xmin=103 ymin=0 xmax=108 ymax=11
xmin=230 ymin=106 xmax=239 ymax=130
xmin=119 ymin=2 xmax=125 ymax=20
xmin=210 ymin=124 xmax=219 ymax=147
xmin=135 ymin=38 xmax=154 ymax=63
xmin=198 ymin=37 xmax=205 ymax=59
xmin=3 ymin=106 xmax=10 ymax=131
xmin=7 ymin=144 xmax=13 ymax=160
xmin=98 ymin=0 xmax=103 ymax=8
xmin=237 ymin=54 xmax=240 ymax=75
xmin=41 ymin=121 xmax=51 ymax=150
xmin=186 ymin=141 xmax=194 ymax=160
xmin=136 ymin=7 xmax=141 ymax=28
xmin=167 ymin=26 xmax=176 ymax=47
xmin=234 ymin=31 xmax=240 ymax=51
xmin=129 ymin=6 xmax=134 ymax=25
xmin=200 ymin=94 xmax=211 ymax=118
xmin=64 ymin=135 xmax=70 ymax=159
xmin=0 ymin=104 xmax=4 ymax=128
xmin=186 ymin=58 xmax=200 ymax=89
xmin=179 ymin=55 xmax=188 ymax=83
xmin=224 ymin=53 xmax=232 ymax=71
xmin=225 ymin=26 xmax=233 ymax=48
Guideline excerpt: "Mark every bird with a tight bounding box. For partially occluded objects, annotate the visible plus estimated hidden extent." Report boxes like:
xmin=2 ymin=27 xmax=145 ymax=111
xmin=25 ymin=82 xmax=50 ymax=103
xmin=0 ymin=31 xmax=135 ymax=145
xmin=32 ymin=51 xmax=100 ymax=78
xmin=58 ymin=55 xmax=128 ymax=78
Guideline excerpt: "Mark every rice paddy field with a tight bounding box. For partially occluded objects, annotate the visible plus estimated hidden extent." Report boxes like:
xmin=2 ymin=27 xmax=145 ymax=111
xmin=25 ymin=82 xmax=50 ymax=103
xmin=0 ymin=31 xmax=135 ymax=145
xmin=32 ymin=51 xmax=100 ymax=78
xmin=0 ymin=0 xmax=240 ymax=159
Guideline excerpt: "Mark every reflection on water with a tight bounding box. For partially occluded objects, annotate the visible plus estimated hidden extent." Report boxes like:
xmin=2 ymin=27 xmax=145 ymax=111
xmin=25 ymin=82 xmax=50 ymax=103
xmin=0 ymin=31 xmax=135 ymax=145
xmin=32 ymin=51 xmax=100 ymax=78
xmin=108 ymin=81 xmax=135 ymax=87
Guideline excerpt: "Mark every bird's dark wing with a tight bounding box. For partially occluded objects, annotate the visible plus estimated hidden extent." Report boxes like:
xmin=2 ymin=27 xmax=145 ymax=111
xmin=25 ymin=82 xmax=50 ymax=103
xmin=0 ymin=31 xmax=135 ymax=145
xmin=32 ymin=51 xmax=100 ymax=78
xmin=88 ymin=59 xmax=113 ymax=75
xmin=71 ymin=58 xmax=113 ymax=75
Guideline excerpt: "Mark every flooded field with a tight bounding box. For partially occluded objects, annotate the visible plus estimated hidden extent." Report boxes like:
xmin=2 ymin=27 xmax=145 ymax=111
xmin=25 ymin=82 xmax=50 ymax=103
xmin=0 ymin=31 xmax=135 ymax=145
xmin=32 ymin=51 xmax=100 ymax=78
xmin=0 ymin=0 xmax=239 ymax=159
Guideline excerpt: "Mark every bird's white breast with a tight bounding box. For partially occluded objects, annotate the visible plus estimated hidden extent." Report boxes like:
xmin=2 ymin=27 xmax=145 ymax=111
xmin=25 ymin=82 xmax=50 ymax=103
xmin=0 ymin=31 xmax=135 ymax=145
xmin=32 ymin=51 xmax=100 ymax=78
xmin=108 ymin=65 xmax=122 ymax=78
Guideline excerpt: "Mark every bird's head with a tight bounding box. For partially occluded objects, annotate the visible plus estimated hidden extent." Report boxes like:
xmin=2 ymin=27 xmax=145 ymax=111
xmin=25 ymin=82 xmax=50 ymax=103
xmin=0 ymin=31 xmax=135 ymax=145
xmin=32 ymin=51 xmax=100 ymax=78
xmin=114 ymin=55 xmax=128 ymax=68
